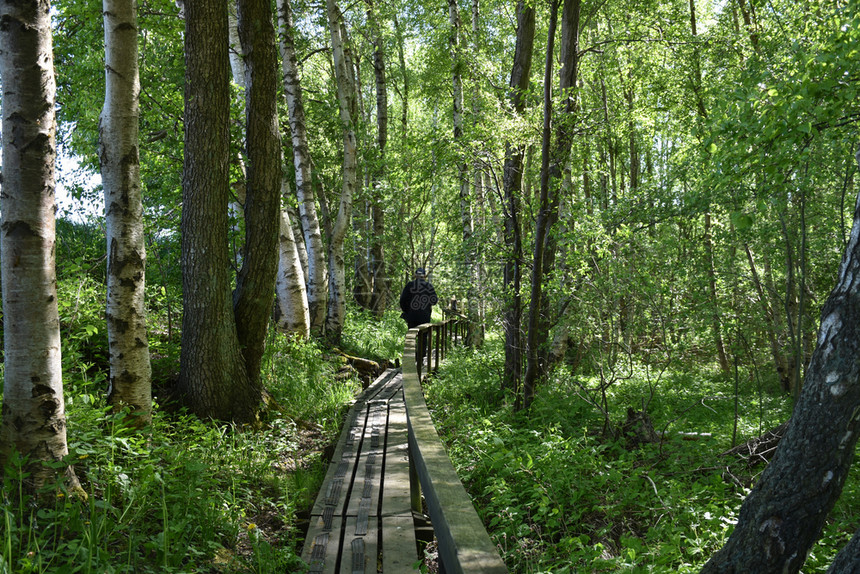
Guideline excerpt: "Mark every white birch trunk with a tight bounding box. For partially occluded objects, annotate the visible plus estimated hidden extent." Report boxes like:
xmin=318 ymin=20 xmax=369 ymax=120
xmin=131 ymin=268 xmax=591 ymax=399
xmin=0 ymin=0 xmax=75 ymax=489
xmin=275 ymin=178 xmax=311 ymax=337
xmin=325 ymin=0 xmax=356 ymax=341
xmin=277 ymin=0 xmax=328 ymax=335
xmin=100 ymin=0 xmax=152 ymax=424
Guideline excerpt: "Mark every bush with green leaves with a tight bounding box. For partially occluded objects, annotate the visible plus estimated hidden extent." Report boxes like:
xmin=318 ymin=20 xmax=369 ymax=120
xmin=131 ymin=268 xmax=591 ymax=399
xmin=425 ymin=336 xmax=858 ymax=573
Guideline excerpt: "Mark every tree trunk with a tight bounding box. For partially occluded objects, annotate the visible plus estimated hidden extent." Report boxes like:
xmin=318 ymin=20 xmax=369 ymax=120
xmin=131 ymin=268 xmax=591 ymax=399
xmin=275 ymin=178 xmax=311 ymax=337
xmin=100 ymin=0 xmax=152 ymax=425
xmin=393 ymin=14 xmax=409 ymax=135
xmin=0 ymin=0 xmax=75 ymax=489
xmin=368 ymin=0 xmax=389 ymax=318
xmin=745 ymin=244 xmax=791 ymax=389
xmin=179 ymin=0 xmax=256 ymax=422
xmin=448 ymin=0 xmax=479 ymax=345
xmin=701 ymin=148 xmax=860 ymax=574
xmin=233 ymin=0 xmax=281 ymax=381
xmin=277 ymin=0 xmax=328 ymax=336
xmin=705 ymin=211 xmax=731 ymax=373
xmin=520 ymin=0 xmax=559 ymax=412
xmin=325 ymin=0 xmax=357 ymax=342
xmin=502 ymin=0 xmax=534 ymax=395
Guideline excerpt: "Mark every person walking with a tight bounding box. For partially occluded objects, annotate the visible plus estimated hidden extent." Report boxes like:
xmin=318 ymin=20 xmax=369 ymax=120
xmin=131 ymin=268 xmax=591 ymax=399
xmin=399 ymin=268 xmax=438 ymax=328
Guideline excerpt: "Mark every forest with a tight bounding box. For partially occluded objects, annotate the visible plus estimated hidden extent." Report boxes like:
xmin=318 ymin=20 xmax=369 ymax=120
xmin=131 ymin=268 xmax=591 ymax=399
xmin=1 ymin=0 xmax=859 ymax=571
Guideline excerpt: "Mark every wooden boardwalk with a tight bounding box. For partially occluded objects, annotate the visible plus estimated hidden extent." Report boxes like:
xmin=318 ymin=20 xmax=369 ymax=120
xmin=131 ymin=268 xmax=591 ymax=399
xmin=301 ymin=319 xmax=507 ymax=573
xmin=302 ymin=368 xmax=418 ymax=573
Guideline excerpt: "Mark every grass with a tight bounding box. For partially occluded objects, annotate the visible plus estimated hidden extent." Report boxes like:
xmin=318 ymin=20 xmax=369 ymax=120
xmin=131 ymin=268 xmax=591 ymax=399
xmin=0 ymin=305 xmax=404 ymax=574
xmin=423 ymin=336 xmax=860 ymax=573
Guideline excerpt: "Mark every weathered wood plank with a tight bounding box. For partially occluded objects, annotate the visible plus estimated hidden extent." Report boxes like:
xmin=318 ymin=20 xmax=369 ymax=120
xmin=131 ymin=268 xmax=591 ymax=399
xmin=402 ymin=329 xmax=508 ymax=574
xmin=382 ymin=515 xmax=418 ymax=572
xmin=345 ymin=401 xmax=386 ymax=516
xmin=310 ymin=404 xmax=366 ymax=517
xmin=340 ymin=515 xmax=379 ymax=574
xmin=382 ymin=389 xmax=414 ymax=517
xmin=302 ymin=516 xmax=343 ymax=573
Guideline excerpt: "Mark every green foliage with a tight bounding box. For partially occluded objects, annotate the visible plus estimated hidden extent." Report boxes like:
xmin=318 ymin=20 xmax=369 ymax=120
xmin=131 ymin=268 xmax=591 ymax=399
xmin=262 ymin=332 xmax=360 ymax=434
xmin=424 ymin=337 xmax=856 ymax=572
xmin=1 ymin=402 xmax=312 ymax=573
xmin=339 ymin=305 xmax=407 ymax=362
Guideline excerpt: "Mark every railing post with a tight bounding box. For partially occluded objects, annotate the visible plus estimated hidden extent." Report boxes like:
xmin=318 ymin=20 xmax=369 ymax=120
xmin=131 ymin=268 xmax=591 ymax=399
xmin=409 ymin=445 xmax=422 ymax=514
xmin=426 ymin=327 xmax=433 ymax=373
xmin=415 ymin=329 xmax=423 ymax=380
xmin=434 ymin=325 xmax=440 ymax=371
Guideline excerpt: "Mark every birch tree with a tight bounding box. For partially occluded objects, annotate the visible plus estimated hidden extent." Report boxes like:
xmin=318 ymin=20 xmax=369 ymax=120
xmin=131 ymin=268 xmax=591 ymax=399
xmin=100 ymin=0 xmax=152 ymax=425
xmin=0 ymin=0 xmax=78 ymax=490
xmin=275 ymin=177 xmax=311 ymax=336
xmin=277 ymin=0 xmax=328 ymax=336
xmin=700 ymin=149 xmax=860 ymax=574
xmin=325 ymin=0 xmax=357 ymax=341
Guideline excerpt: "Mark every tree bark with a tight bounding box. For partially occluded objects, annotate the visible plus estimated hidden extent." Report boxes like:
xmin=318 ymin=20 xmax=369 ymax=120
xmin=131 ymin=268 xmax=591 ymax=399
xmin=0 ymin=0 xmax=75 ymax=489
xmin=502 ymin=0 xmax=534 ymax=395
xmin=100 ymin=0 xmax=152 ymax=426
xmin=179 ymin=0 xmax=256 ymax=422
xmin=700 ymin=148 xmax=860 ymax=574
xmin=520 ymin=0 xmax=559 ymax=411
xmin=277 ymin=0 xmax=328 ymax=336
xmin=367 ymin=0 xmax=389 ymax=318
xmin=275 ymin=177 xmax=311 ymax=337
xmin=448 ymin=0 xmax=480 ymax=345
xmin=325 ymin=0 xmax=357 ymax=342
xmin=705 ymin=211 xmax=731 ymax=373
xmin=233 ymin=0 xmax=281 ymax=381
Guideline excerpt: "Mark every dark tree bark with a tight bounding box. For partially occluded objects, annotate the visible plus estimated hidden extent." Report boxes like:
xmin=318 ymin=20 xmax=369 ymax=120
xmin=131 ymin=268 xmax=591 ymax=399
xmin=234 ymin=0 xmax=281 ymax=381
xmin=502 ymin=0 xmax=535 ymax=395
xmin=700 ymin=148 xmax=860 ymax=573
xmin=367 ymin=0 xmax=389 ymax=318
xmin=180 ymin=0 xmax=250 ymax=420
xmin=521 ymin=0 xmax=580 ymax=410
xmin=520 ymin=0 xmax=559 ymax=411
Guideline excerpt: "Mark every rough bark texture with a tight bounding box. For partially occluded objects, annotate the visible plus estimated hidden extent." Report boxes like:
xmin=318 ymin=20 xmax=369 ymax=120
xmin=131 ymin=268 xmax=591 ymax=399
xmin=100 ymin=0 xmax=152 ymax=425
xmin=325 ymin=0 xmax=357 ymax=342
xmin=700 ymin=148 xmax=860 ymax=573
xmin=277 ymin=0 xmax=328 ymax=336
xmin=179 ymin=0 xmax=255 ymax=422
xmin=234 ymin=0 xmax=281 ymax=383
xmin=0 ymin=0 xmax=73 ymax=487
xmin=501 ymin=0 xmax=534 ymax=394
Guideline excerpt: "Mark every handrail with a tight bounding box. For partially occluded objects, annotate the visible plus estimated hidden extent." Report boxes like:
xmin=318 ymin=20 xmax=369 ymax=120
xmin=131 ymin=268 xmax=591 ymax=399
xmin=402 ymin=319 xmax=508 ymax=574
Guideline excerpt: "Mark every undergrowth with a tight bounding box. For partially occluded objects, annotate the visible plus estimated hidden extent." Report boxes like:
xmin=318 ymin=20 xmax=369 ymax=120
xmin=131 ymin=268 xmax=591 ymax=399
xmin=0 ymin=305 xmax=400 ymax=573
xmin=424 ymin=337 xmax=860 ymax=573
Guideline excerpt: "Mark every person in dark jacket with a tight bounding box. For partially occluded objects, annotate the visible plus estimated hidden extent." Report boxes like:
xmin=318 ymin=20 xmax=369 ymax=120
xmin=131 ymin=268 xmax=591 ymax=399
xmin=399 ymin=268 xmax=438 ymax=328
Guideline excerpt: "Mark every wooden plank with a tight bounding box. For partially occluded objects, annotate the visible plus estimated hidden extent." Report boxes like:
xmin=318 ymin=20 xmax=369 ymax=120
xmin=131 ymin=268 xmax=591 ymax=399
xmin=339 ymin=516 xmax=378 ymax=574
xmin=310 ymin=404 xmax=367 ymax=517
xmin=381 ymin=389 xmax=413 ymax=517
xmin=382 ymin=515 xmax=418 ymax=572
xmin=402 ymin=331 xmax=508 ymax=574
xmin=345 ymin=401 xmax=386 ymax=516
xmin=302 ymin=516 xmax=343 ymax=573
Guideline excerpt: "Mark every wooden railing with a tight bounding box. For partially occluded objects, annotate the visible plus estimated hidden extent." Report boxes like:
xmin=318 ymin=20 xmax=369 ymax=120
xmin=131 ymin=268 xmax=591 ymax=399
xmin=402 ymin=319 xmax=508 ymax=574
